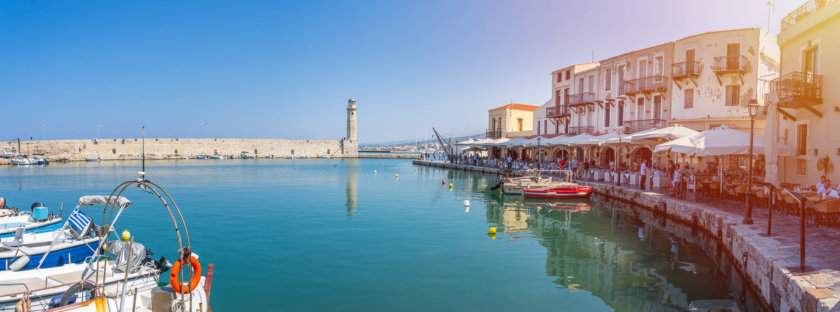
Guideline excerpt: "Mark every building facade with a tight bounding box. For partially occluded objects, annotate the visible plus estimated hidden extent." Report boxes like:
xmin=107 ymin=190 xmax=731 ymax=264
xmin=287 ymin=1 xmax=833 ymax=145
xmin=487 ymin=103 xmax=540 ymax=138
xmin=775 ymin=0 xmax=839 ymax=185
xmin=670 ymin=28 xmax=779 ymax=135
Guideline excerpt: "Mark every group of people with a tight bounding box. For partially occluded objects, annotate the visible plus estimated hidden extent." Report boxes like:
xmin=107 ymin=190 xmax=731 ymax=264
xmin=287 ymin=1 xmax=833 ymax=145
xmin=816 ymin=176 xmax=840 ymax=199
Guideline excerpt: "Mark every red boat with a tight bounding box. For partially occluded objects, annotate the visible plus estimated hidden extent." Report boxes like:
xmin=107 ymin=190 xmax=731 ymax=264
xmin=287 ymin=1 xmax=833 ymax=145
xmin=523 ymin=184 xmax=594 ymax=199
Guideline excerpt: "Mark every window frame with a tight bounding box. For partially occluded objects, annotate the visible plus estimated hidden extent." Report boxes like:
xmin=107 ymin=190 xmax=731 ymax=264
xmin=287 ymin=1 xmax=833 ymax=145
xmin=725 ymin=85 xmax=740 ymax=106
xmin=684 ymin=88 xmax=694 ymax=109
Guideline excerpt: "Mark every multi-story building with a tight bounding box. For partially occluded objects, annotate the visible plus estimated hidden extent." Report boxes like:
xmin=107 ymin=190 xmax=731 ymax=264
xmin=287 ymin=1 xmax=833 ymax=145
xmin=486 ymin=103 xmax=540 ymax=139
xmin=670 ymin=28 xmax=779 ymax=135
xmin=540 ymin=63 xmax=600 ymax=136
xmin=774 ymin=0 xmax=838 ymax=185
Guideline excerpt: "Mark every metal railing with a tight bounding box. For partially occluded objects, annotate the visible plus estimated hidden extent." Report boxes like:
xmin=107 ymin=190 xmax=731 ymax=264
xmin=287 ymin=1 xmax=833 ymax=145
xmin=485 ymin=129 xmax=502 ymax=139
xmin=672 ymin=61 xmax=701 ymax=78
xmin=782 ymin=0 xmax=837 ymax=31
xmin=773 ymin=71 xmax=823 ymax=101
xmin=624 ymin=75 xmax=669 ymax=94
xmin=711 ymin=55 xmax=749 ymax=72
xmin=623 ymin=119 xmax=665 ymax=133
xmin=546 ymin=105 xmax=570 ymax=118
xmin=567 ymin=126 xmax=594 ymax=135
xmin=568 ymin=92 xmax=596 ymax=105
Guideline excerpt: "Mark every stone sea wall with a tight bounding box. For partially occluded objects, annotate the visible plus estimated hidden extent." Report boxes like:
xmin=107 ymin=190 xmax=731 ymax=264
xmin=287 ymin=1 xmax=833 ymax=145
xmin=1 ymin=138 xmax=351 ymax=163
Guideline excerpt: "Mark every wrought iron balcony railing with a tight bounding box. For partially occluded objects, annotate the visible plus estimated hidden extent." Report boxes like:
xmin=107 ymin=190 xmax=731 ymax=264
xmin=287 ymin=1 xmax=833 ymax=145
xmin=623 ymin=119 xmax=665 ymax=133
xmin=782 ymin=0 xmax=837 ymax=31
xmin=711 ymin=55 xmax=749 ymax=73
xmin=486 ymin=129 xmax=502 ymax=139
xmin=773 ymin=71 xmax=823 ymax=108
xmin=546 ymin=105 xmax=570 ymax=118
xmin=567 ymin=92 xmax=596 ymax=106
xmin=624 ymin=75 xmax=669 ymax=95
xmin=672 ymin=61 xmax=701 ymax=79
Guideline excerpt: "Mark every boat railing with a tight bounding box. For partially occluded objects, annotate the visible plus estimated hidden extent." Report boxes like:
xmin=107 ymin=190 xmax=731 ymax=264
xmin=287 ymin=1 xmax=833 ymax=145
xmin=0 ymin=279 xmax=101 ymax=308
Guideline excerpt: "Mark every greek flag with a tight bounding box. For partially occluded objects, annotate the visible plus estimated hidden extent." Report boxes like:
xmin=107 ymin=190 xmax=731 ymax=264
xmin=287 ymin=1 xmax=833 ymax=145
xmin=68 ymin=208 xmax=92 ymax=233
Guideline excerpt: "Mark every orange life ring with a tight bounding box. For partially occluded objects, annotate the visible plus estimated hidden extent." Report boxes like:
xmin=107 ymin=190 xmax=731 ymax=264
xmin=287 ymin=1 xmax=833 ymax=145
xmin=170 ymin=255 xmax=202 ymax=294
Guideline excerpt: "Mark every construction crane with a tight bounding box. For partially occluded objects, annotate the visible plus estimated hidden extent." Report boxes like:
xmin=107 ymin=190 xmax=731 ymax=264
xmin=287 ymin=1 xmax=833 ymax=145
xmin=432 ymin=127 xmax=454 ymax=162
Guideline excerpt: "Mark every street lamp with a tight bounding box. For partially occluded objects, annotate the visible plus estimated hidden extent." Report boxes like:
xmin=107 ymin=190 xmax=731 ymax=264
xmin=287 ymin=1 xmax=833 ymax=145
xmin=537 ymin=137 xmax=542 ymax=171
xmin=743 ymin=99 xmax=760 ymax=225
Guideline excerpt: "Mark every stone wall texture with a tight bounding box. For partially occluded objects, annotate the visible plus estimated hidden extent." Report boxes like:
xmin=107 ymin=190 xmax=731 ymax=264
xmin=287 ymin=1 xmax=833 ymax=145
xmin=2 ymin=138 xmax=356 ymax=162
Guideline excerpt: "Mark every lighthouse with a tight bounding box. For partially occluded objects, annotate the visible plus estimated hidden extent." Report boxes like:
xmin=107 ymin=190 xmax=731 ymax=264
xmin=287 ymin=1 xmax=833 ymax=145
xmin=343 ymin=98 xmax=359 ymax=156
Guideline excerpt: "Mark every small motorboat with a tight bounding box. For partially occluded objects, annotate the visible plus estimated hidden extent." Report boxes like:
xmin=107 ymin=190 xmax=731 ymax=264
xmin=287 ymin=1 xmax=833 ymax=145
xmin=523 ymin=184 xmax=594 ymax=199
xmin=196 ymin=155 xmax=206 ymax=159
xmin=9 ymin=157 xmax=30 ymax=166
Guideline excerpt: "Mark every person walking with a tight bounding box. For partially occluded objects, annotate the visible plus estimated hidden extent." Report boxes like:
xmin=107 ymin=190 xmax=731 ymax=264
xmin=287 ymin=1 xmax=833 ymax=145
xmin=640 ymin=160 xmax=647 ymax=191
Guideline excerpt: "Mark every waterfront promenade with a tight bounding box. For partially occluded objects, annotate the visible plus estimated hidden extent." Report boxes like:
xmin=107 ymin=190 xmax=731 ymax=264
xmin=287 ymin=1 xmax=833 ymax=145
xmin=413 ymin=159 xmax=840 ymax=312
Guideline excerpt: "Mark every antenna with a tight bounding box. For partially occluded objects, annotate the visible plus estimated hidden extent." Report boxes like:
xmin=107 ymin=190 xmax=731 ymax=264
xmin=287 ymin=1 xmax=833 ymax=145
xmin=591 ymin=50 xmax=594 ymax=62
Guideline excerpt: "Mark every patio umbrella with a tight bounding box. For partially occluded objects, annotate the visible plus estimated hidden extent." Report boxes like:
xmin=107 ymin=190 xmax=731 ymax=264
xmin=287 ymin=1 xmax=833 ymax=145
xmin=630 ymin=125 xmax=700 ymax=146
xmin=502 ymin=137 xmax=531 ymax=148
xmin=765 ymin=94 xmax=780 ymax=187
xmin=456 ymin=138 xmax=476 ymax=146
xmin=654 ymin=125 xmax=793 ymax=156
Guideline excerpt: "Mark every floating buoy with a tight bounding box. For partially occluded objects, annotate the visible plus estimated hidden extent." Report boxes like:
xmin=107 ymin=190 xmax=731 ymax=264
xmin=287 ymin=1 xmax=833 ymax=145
xmin=449 ymin=183 xmax=453 ymax=189
xmin=464 ymin=200 xmax=470 ymax=207
xmin=487 ymin=227 xmax=497 ymax=234
xmin=442 ymin=179 xmax=445 ymax=185
xmin=395 ymin=173 xmax=399 ymax=178
xmin=121 ymin=229 xmax=131 ymax=242
xmin=374 ymin=170 xmax=377 ymax=174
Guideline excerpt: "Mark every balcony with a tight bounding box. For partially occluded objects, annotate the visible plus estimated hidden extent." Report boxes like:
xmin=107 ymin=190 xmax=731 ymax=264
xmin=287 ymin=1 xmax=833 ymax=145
xmin=567 ymin=126 xmax=595 ymax=135
xmin=782 ymin=0 xmax=837 ymax=31
xmin=623 ymin=119 xmax=665 ymax=133
xmin=624 ymin=76 xmax=669 ymax=96
xmin=711 ymin=55 xmax=749 ymax=73
xmin=568 ymin=92 xmax=596 ymax=106
xmin=546 ymin=105 xmax=570 ymax=118
xmin=773 ymin=71 xmax=823 ymax=109
xmin=672 ymin=61 xmax=701 ymax=79
xmin=486 ymin=129 xmax=502 ymax=139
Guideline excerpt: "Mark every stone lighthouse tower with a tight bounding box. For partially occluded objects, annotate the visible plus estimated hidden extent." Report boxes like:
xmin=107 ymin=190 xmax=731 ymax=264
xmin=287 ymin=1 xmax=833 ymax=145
xmin=342 ymin=98 xmax=359 ymax=156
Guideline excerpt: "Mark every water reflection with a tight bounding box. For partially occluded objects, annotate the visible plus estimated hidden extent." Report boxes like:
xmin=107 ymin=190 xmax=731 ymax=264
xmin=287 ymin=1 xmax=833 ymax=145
xmin=474 ymin=184 xmax=765 ymax=311
xmin=344 ymin=159 xmax=358 ymax=219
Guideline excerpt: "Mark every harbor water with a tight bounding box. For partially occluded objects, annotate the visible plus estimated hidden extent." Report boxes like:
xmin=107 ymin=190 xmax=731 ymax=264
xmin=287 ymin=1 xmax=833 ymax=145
xmin=0 ymin=159 xmax=760 ymax=311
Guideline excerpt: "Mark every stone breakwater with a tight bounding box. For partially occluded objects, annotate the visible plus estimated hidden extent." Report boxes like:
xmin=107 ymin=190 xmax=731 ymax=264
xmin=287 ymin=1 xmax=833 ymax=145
xmin=2 ymin=138 xmax=354 ymax=163
xmin=412 ymin=160 xmax=840 ymax=312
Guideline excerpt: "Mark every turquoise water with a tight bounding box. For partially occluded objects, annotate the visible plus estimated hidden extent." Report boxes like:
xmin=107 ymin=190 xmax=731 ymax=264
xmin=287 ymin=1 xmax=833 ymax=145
xmin=0 ymin=159 xmax=757 ymax=311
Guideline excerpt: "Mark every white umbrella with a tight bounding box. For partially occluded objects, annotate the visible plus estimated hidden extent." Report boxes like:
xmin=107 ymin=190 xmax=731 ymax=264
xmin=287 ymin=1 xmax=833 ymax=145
xmin=600 ymin=132 xmax=634 ymax=145
xmin=502 ymin=137 xmax=531 ymax=147
xmin=456 ymin=138 xmax=476 ymax=146
xmin=543 ymin=135 xmax=570 ymax=146
xmin=630 ymin=125 xmax=700 ymax=146
xmin=564 ymin=133 xmax=598 ymax=146
xmin=654 ymin=125 xmax=794 ymax=156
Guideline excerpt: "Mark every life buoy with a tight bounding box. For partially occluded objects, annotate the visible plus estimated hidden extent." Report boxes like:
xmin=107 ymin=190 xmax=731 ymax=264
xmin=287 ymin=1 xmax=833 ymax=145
xmin=169 ymin=255 xmax=202 ymax=294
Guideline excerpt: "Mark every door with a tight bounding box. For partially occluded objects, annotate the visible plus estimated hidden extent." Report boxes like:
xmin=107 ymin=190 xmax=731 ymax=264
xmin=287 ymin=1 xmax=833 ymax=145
xmin=654 ymin=96 xmax=662 ymax=121
xmin=617 ymin=65 xmax=625 ymax=95
xmin=578 ymin=77 xmax=584 ymax=94
xmin=726 ymin=43 xmax=740 ymax=70
xmin=685 ymin=49 xmax=695 ymax=74
xmin=638 ymin=60 xmax=647 ymax=78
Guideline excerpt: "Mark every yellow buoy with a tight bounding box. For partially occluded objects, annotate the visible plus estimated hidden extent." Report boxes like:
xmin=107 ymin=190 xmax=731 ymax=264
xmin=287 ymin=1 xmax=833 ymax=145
xmin=449 ymin=183 xmax=453 ymax=189
xmin=395 ymin=173 xmax=399 ymax=178
xmin=102 ymin=243 xmax=107 ymax=251
xmin=487 ymin=227 xmax=497 ymax=234
xmin=374 ymin=170 xmax=377 ymax=174
xmin=121 ymin=229 xmax=131 ymax=242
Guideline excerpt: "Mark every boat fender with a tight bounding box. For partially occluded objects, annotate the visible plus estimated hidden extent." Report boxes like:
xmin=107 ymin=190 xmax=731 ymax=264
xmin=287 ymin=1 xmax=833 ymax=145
xmin=59 ymin=281 xmax=97 ymax=307
xmin=9 ymin=255 xmax=30 ymax=271
xmin=170 ymin=255 xmax=202 ymax=294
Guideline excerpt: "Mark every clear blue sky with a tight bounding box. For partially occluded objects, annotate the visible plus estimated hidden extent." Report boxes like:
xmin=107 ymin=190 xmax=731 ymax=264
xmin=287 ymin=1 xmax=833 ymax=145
xmin=0 ymin=0 xmax=799 ymax=143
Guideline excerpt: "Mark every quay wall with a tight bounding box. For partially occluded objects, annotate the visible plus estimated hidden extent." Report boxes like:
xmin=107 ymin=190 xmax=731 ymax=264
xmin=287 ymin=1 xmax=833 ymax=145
xmin=412 ymin=160 xmax=839 ymax=312
xmin=2 ymin=138 xmax=349 ymax=162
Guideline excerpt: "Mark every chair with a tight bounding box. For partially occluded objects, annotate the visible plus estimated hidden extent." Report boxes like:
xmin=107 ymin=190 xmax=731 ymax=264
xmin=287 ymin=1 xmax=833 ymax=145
xmin=784 ymin=192 xmax=800 ymax=216
xmin=733 ymin=184 xmax=748 ymax=202
xmin=754 ymin=189 xmax=768 ymax=209
xmin=814 ymin=199 xmax=840 ymax=226
xmin=2 ymin=227 xmax=24 ymax=248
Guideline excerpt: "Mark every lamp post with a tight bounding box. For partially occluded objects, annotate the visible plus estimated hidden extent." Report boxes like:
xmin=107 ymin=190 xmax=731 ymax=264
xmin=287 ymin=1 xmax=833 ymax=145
xmin=617 ymin=126 xmax=623 ymax=186
xmin=743 ymin=100 xmax=760 ymax=225
xmin=537 ymin=137 xmax=542 ymax=171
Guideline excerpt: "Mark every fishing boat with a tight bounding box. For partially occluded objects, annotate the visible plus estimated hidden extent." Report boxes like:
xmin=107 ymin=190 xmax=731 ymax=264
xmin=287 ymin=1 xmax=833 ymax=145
xmin=0 ymin=201 xmax=64 ymax=238
xmin=497 ymin=175 xmax=567 ymax=196
xmin=523 ymin=184 xmax=594 ymax=199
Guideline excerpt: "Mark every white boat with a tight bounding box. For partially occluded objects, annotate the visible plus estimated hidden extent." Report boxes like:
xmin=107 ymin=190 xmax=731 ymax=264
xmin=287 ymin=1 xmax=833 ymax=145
xmin=9 ymin=158 xmax=30 ymax=166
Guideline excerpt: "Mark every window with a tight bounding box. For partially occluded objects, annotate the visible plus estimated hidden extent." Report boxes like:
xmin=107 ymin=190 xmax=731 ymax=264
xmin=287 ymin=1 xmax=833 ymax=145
xmin=578 ymin=77 xmax=584 ymax=94
xmin=517 ymin=118 xmax=523 ymax=132
xmin=725 ymin=85 xmax=740 ymax=106
xmin=804 ymin=47 xmax=818 ymax=75
xmin=565 ymin=71 xmax=570 ymax=80
xmin=557 ymin=73 xmax=562 ymax=82
xmin=654 ymin=56 xmax=663 ymax=76
xmin=555 ymin=89 xmax=562 ymax=106
xmin=617 ymin=65 xmax=625 ymax=95
xmin=564 ymin=88 xmax=570 ymax=105
xmin=684 ymin=89 xmax=694 ymax=108
xmin=588 ymin=76 xmax=594 ymax=93
xmin=537 ymin=120 xmax=540 ymax=134
xmin=637 ymin=97 xmax=645 ymax=118
xmin=726 ymin=43 xmax=740 ymax=70
xmin=605 ymin=69 xmax=612 ymax=91
xmin=797 ymin=124 xmax=807 ymax=155
xmin=605 ymin=106 xmax=611 ymax=127
xmin=617 ymin=101 xmax=624 ymax=125
xmin=653 ymin=95 xmax=662 ymax=120
xmin=543 ymin=120 xmax=547 ymax=135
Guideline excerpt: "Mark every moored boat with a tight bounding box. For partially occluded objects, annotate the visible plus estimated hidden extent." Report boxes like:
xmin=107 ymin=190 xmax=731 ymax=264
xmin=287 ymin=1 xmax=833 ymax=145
xmin=523 ymin=184 xmax=594 ymax=199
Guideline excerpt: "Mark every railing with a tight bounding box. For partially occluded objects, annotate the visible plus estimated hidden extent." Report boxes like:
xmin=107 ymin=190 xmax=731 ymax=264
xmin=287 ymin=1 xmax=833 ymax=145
xmin=782 ymin=0 xmax=837 ymax=31
xmin=546 ymin=105 xmax=570 ymax=118
xmin=711 ymin=55 xmax=749 ymax=72
xmin=623 ymin=119 xmax=665 ymax=133
xmin=773 ymin=71 xmax=823 ymax=102
xmin=486 ymin=129 xmax=502 ymax=139
xmin=568 ymin=92 xmax=596 ymax=105
xmin=624 ymin=75 xmax=669 ymax=94
xmin=567 ymin=126 xmax=594 ymax=135
xmin=672 ymin=61 xmax=701 ymax=78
